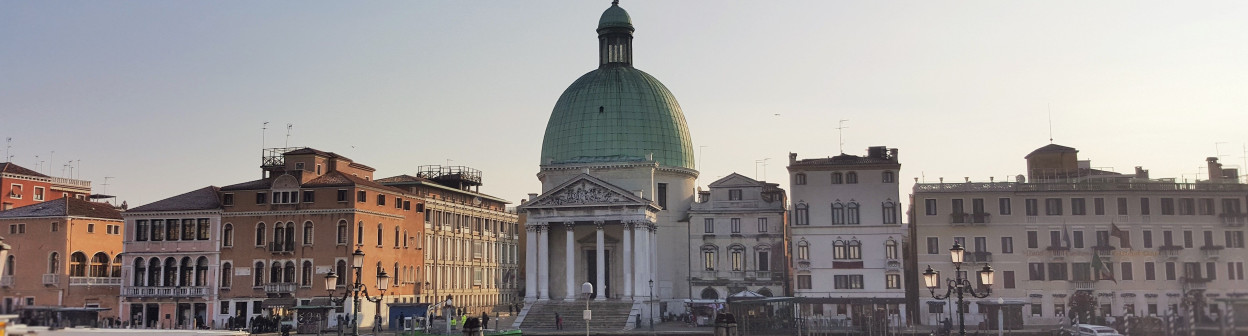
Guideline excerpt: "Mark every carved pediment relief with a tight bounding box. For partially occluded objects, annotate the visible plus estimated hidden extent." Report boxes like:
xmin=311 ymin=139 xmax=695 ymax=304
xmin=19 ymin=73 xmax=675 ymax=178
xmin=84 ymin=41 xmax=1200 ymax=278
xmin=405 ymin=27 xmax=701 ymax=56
xmin=529 ymin=180 xmax=634 ymax=206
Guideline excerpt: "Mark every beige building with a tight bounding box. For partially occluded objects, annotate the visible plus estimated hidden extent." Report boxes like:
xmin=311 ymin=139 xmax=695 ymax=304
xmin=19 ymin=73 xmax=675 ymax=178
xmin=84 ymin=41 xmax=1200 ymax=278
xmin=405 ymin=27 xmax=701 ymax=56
xmin=687 ymin=173 xmax=787 ymax=316
xmin=912 ymin=144 xmax=1248 ymax=333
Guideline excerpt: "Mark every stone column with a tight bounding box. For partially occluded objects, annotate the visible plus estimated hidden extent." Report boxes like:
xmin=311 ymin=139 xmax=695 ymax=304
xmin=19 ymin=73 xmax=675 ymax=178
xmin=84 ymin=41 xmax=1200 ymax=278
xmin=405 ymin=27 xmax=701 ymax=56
xmin=525 ymin=225 xmax=537 ymax=301
xmin=538 ymin=224 xmax=551 ymax=301
xmin=634 ymin=222 xmax=650 ymax=299
xmin=595 ymin=221 xmax=606 ymax=301
xmin=622 ymin=221 xmax=633 ymax=300
xmin=564 ymin=222 xmax=576 ymax=301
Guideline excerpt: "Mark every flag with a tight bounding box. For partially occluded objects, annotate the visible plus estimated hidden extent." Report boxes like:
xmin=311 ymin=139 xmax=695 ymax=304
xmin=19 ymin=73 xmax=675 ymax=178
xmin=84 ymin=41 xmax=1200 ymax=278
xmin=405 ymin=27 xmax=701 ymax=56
xmin=1111 ymin=223 xmax=1132 ymax=248
xmin=1092 ymin=249 xmax=1116 ymax=283
xmin=1062 ymin=221 xmax=1072 ymax=248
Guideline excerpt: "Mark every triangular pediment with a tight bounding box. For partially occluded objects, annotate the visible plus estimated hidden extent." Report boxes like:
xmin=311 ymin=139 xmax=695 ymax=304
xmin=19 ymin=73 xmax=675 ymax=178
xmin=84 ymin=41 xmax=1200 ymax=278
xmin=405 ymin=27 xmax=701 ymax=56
xmin=522 ymin=174 xmax=654 ymax=209
xmin=708 ymin=173 xmax=762 ymax=188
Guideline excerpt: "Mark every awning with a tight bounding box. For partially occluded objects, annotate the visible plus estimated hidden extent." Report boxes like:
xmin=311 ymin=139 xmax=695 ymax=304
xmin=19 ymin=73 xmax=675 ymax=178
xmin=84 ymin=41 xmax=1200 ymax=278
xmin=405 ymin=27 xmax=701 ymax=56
xmin=293 ymin=298 xmax=335 ymax=310
xmin=730 ymin=290 xmax=764 ymax=298
xmin=262 ymin=297 xmax=297 ymax=308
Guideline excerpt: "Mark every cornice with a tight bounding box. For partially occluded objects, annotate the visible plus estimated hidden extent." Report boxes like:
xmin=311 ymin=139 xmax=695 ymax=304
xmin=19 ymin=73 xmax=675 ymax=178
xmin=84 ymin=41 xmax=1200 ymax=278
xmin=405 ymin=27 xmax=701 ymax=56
xmin=222 ymin=208 xmax=405 ymax=220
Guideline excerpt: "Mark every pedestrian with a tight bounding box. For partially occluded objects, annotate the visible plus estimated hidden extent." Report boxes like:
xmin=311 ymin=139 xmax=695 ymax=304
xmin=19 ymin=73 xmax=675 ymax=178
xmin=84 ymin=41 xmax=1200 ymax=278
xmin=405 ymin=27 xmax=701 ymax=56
xmin=555 ymin=312 xmax=563 ymax=330
xmin=451 ymin=313 xmax=458 ymax=329
xmin=481 ymin=312 xmax=490 ymax=330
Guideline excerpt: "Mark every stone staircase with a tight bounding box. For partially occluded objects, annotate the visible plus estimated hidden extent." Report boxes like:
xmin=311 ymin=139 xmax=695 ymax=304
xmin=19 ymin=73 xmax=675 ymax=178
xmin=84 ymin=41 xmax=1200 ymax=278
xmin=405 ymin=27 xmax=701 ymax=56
xmin=519 ymin=300 xmax=636 ymax=331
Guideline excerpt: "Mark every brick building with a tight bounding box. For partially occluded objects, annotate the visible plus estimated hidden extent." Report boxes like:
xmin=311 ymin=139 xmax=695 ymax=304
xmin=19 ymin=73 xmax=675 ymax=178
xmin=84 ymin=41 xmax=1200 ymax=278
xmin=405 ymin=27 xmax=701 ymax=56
xmin=1 ymin=162 xmax=92 ymax=211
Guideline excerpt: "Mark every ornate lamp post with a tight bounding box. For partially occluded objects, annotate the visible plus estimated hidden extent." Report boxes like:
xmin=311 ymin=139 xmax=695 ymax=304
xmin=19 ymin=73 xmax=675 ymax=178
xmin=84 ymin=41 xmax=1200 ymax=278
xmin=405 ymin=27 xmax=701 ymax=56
xmin=648 ymin=279 xmax=655 ymax=331
xmin=324 ymin=248 xmax=390 ymax=336
xmin=923 ymin=243 xmax=994 ymax=336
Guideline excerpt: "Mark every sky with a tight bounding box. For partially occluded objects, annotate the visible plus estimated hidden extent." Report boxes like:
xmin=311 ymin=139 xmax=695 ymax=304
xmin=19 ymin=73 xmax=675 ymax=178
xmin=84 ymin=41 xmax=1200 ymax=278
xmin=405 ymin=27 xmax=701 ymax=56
xmin=2 ymin=1 xmax=1246 ymax=214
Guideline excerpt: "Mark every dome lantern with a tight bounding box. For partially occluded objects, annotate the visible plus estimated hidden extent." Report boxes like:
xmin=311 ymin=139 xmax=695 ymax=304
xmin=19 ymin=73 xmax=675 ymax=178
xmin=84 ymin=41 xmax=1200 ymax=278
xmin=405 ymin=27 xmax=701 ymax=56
xmin=597 ymin=1 xmax=634 ymax=67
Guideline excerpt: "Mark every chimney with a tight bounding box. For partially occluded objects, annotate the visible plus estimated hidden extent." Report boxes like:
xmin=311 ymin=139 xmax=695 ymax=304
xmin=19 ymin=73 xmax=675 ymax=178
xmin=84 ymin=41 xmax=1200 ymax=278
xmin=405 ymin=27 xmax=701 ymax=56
xmin=1207 ymin=157 xmax=1222 ymax=182
xmin=1134 ymin=166 xmax=1149 ymax=180
xmin=789 ymin=153 xmax=798 ymax=165
xmin=889 ymin=148 xmax=898 ymax=162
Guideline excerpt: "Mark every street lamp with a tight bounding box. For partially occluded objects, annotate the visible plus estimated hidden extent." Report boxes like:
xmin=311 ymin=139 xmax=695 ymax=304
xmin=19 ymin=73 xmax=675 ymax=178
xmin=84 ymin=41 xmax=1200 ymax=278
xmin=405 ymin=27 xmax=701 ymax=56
xmin=924 ymin=243 xmax=994 ymax=336
xmin=648 ymin=279 xmax=655 ymax=331
xmin=582 ymin=282 xmax=594 ymax=336
xmin=324 ymin=248 xmax=390 ymax=336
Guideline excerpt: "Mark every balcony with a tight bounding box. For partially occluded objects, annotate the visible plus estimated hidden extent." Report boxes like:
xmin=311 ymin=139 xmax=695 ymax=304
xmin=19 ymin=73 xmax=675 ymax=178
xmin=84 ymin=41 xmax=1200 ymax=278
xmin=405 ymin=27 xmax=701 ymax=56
xmin=885 ymin=259 xmax=902 ymax=272
xmin=1159 ymin=245 xmax=1184 ymax=260
xmin=1091 ymin=244 xmax=1116 ymax=251
xmin=69 ymin=277 xmax=123 ymax=286
xmin=746 ymin=271 xmax=774 ymax=280
xmin=0 ymin=277 xmax=12 ymax=287
xmin=267 ymin=242 xmax=295 ymax=254
xmin=950 ymin=213 xmax=969 ymax=225
xmin=263 ymin=282 xmax=297 ymax=295
xmin=1220 ymin=213 xmax=1247 ymax=227
xmin=123 ymin=286 xmax=209 ymax=297
xmin=1181 ymin=277 xmax=1209 ymax=291
xmin=967 ymin=251 xmax=993 ymax=263
xmin=1200 ymin=245 xmax=1224 ymax=259
xmin=42 ymin=274 xmax=60 ymax=286
xmin=694 ymin=270 xmax=719 ymax=280
xmin=1070 ymin=281 xmax=1096 ymax=291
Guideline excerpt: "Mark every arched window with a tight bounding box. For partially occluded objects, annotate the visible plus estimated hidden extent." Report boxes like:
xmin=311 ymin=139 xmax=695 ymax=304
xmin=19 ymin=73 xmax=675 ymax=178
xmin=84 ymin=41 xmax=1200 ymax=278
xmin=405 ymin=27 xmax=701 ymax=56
xmin=882 ymin=201 xmax=898 ymax=224
xmin=833 ymin=241 xmax=847 ymax=260
xmin=336 ymin=260 xmax=347 ymax=286
xmin=394 ymin=262 xmax=401 ymax=287
xmin=222 ymin=223 xmax=233 ymax=247
xmin=255 ymin=223 xmax=266 ymax=246
xmin=394 ymin=225 xmax=400 ymax=247
xmin=797 ymin=241 xmax=810 ymax=260
xmin=69 ymin=252 xmax=87 ymax=277
xmin=755 ymin=245 xmax=771 ymax=272
xmin=303 ymin=221 xmax=314 ymax=245
xmin=285 ymin=222 xmax=295 ymax=246
xmin=301 ymin=261 xmax=312 ymax=286
xmin=831 ymin=202 xmax=845 ymax=225
xmin=403 ymin=230 xmax=409 ymax=248
xmin=274 ymin=225 xmax=285 ymax=249
xmin=846 ymin=172 xmax=858 ymax=184
xmin=700 ymin=287 xmax=719 ymax=300
xmin=195 ymin=257 xmax=208 ymax=286
xmin=112 ymin=255 xmax=122 ymax=277
xmin=885 ymin=239 xmax=899 ymax=259
xmin=337 ymin=220 xmax=348 ymax=245
xmin=134 ymin=257 xmax=146 ymax=286
xmin=882 ymin=171 xmax=895 ymax=183
xmin=179 ymin=257 xmax=192 ymax=286
xmin=163 ymin=258 xmax=177 ymax=286
xmin=376 ymin=223 xmax=384 ymax=246
xmin=254 ymin=261 xmax=265 ymax=287
xmin=147 ymin=258 xmax=160 ymax=287
xmin=794 ymin=173 xmax=807 ymax=185
xmin=846 ymin=202 xmax=860 ymax=224
xmin=701 ymin=245 xmax=718 ymax=271
xmin=284 ymin=261 xmax=295 ymax=283
xmin=831 ymin=172 xmax=844 ymax=184
xmin=48 ymin=252 xmax=60 ymax=274
xmin=730 ymin=245 xmax=745 ymax=271
xmin=847 ymin=240 xmax=862 ymax=259
xmin=270 ymin=262 xmax=281 ymax=283
xmin=795 ymin=203 xmax=809 ymax=226
xmin=757 ymin=287 xmax=774 ymax=297
xmin=221 ymin=262 xmax=233 ymax=287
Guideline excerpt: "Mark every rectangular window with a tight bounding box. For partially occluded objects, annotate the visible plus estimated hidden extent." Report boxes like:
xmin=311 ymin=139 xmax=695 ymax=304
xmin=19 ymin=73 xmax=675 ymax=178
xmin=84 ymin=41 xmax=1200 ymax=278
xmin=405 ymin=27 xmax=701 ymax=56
xmin=952 ymin=199 xmax=965 ymax=215
xmin=1140 ymin=198 xmax=1151 ymax=215
xmin=757 ymin=218 xmax=768 ymax=233
xmin=797 ymin=275 xmax=812 ymax=289
xmin=1025 ymin=199 xmax=1039 ymax=216
xmin=1165 ymin=262 xmax=1176 ymax=280
xmin=1204 ymin=230 xmax=1215 ymax=247
xmin=757 ymin=251 xmax=769 ymax=271
xmin=1050 ymin=231 xmax=1061 ymax=248
xmin=1121 ymin=262 xmax=1133 ymax=280
xmin=833 ymin=275 xmax=864 ymax=289
xmin=1045 ymin=198 xmax=1063 ymax=215
xmin=1027 ymin=231 xmax=1038 ymax=249
xmin=1184 ymin=231 xmax=1194 ymax=248
xmin=1145 ymin=262 xmax=1156 ymax=280
xmin=32 ymin=187 xmax=44 ymax=201
xmin=1207 ymin=262 xmax=1217 ymax=280
xmin=87 ymin=223 xmax=95 ymax=233
xmin=1117 ymin=197 xmax=1129 ymax=215
xmin=730 ymin=218 xmax=741 ymax=233
xmin=728 ymin=188 xmax=741 ymax=201
xmin=1072 ymin=262 xmax=1091 ymax=281
xmin=1094 ymin=198 xmax=1105 ymax=215
xmin=1179 ymin=198 xmax=1196 ymax=215
xmin=927 ymin=237 xmax=939 ymax=254
xmin=1003 ymin=271 xmax=1016 ymax=289
xmin=256 ymin=192 xmax=267 ymax=204
xmin=1142 ymin=230 xmax=1153 ymax=248
xmin=1163 ymin=231 xmax=1174 ymax=246
xmin=1048 ymin=263 xmax=1068 ymax=280
xmin=1071 ymin=198 xmax=1086 ymax=215
xmin=657 ymin=183 xmax=668 ymax=209
xmin=999 ymin=198 xmax=1012 ymax=215
xmin=973 ymin=236 xmax=987 ymax=252
xmin=197 ymin=218 xmax=210 ymax=240
xmin=886 ymin=274 xmax=901 ymax=289
xmin=135 ymin=220 xmax=148 ymax=241
xmin=1029 ymin=263 xmax=1046 ymax=280
xmin=1200 ymin=198 xmax=1216 ymax=215
xmin=1072 ymin=231 xmax=1084 ymax=248
xmin=357 ymin=191 xmax=366 ymax=203
xmin=1226 ymin=231 xmax=1245 ymax=248
xmin=1161 ymin=198 xmax=1175 ymax=215
xmin=925 ymin=199 xmax=937 ymax=216
xmin=1224 ymin=198 xmax=1243 ymax=214
xmin=303 ymin=190 xmax=314 ymax=203
xmin=1001 ymin=237 xmax=1014 ymax=253
xmin=704 ymin=218 xmax=714 ymax=233
xmin=377 ymin=194 xmax=386 ymax=206
xmin=337 ymin=190 xmax=347 ymax=202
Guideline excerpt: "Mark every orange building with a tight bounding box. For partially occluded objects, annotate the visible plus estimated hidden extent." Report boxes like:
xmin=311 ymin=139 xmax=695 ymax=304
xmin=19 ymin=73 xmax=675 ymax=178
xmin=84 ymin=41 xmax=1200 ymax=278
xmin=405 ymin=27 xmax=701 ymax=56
xmin=1 ymin=162 xmax=92 ymax=211
xmin=0 ymin=197 xmax=124 ymax=327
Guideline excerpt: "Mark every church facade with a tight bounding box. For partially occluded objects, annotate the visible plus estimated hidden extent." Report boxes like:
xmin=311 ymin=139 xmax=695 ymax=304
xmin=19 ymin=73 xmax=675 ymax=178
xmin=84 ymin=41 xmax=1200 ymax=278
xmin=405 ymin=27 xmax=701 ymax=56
xmin=517 ymin=1 xmax=697 ymax=329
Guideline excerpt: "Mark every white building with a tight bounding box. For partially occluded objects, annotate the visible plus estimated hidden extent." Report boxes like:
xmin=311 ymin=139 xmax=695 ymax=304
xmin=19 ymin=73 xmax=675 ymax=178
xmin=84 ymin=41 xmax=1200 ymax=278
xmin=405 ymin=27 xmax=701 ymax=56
xmin=687 ymin=174 xmax=787 ymax=313
xmin=787 ymin=147 xmax=907 ymax=327
xmin=912 ymin=144 xmax=1248 ymax=333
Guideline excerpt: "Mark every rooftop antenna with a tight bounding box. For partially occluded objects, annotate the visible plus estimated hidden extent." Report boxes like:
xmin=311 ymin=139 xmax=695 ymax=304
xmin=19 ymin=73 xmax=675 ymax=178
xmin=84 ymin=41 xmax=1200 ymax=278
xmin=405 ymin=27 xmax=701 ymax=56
xmin=285 ymin=123 xmax=293 ymax=148
xmin=754 ymin=158 xmax=771 ymax=181
xmin=34 ymin=155 xmax=39 ymax=171
xmin=76 ymin=159 xmax=81 ymax=179
xmin=102 ymin=177 xmax=114 ymax=204
xmin=48 ymin=151 xmax=54 ymax=175
xmin=262 ymin=121 xmax=270 ymax=149
xmin=1047 ymin=103 xmax=1054 ymax=144
xmin=4 ymin=137 xmax=11 ymax=162
xmin=836 ymin=119 xmax=849 ymax=154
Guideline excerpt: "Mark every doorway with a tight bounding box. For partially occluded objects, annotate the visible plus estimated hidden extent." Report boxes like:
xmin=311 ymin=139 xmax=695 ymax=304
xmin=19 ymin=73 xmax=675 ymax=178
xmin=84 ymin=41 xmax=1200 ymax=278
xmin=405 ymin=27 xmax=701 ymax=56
xmin=586 ymin=250 xmax=611 ymax=299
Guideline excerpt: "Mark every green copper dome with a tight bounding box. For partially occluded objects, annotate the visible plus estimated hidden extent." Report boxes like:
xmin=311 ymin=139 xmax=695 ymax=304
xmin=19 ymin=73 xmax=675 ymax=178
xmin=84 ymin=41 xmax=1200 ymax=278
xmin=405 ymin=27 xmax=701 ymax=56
xmin=540 ymin=2 xmax=694 ymax=170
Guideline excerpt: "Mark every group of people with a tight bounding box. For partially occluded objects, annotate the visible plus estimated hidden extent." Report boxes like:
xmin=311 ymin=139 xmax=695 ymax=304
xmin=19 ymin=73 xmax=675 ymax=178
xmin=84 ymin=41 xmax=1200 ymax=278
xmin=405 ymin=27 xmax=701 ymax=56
xmin=447 ymin=312 xmax=493 ymax=330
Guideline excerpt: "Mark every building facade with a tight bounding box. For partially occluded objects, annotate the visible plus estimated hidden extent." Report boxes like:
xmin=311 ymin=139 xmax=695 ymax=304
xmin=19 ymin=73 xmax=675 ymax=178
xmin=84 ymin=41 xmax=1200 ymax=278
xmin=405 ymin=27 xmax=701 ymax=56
xmin=788 ymin=147 xmax=908 ymax=327
xmin=688 ymin=174 xmax=787 ymax=307
xmin=1 ymin=162 xmax=92 ymax=211
xmin=0 ymin=198 xmax=124 ymax=326
xmin=912 ymin=144 xmax=1248 ymax=333
xmin=119 ymin=186 xmax=224 ymax=329
xmin=375 ymin=167 xmax=521 ymax=313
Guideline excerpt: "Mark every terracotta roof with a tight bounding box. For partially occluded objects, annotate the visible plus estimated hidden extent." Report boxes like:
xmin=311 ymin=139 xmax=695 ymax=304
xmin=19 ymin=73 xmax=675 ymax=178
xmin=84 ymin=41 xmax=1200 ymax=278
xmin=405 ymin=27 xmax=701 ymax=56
xmin=283 ymin=148 xmax=346 ymax=159
xmin=0 ymin=197 xmax=122 ymax=220
xmin=1025 ymin=144 xmax=1078 ymax=159
xmin=793 ymin=154 xmax=896 ymax=166
xmin=219 ymin=178 xmax=274 ymax=191
xmin=374 ymin=175 xmax=429 ymax=184
xmin=128 ymin=186 xmax=222 ymax=212
xmin=0 ymin=162 xmax=48 ymax=178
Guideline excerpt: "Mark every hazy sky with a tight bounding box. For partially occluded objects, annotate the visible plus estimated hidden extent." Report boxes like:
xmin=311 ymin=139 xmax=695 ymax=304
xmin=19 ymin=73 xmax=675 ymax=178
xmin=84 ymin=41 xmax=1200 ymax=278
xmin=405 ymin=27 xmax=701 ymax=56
xmin=2 ymin=1 xmax=1246 ymax=212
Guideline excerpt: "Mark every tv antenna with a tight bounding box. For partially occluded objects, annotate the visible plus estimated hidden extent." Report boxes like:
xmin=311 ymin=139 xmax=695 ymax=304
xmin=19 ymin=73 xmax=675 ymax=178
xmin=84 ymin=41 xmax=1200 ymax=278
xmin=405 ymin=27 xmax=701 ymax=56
xmin=285 ymin=123 xmax=293 ymax=148
xmin=836 ymin=119 xmax=849 ymax=154
xmin=262 ymin=121 xmax=270 ymax=149
xmin=1047 ymin=103 xmax=1054 ymax=143
xmin=4 ymin=137 xmax=11 ymax=162
xmin=102 ymin=177 xmax=114 ymax=204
